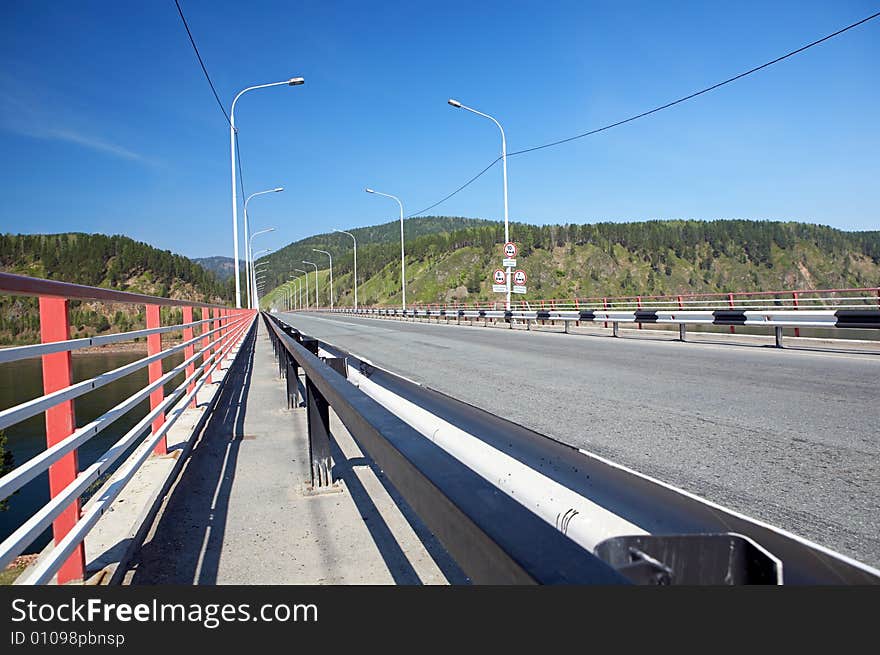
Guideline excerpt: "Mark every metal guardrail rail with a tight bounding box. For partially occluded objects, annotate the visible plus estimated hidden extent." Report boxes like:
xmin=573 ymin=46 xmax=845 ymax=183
xmin=326 ymin=305 xmax=880 ymax=346
xmin=263 ymin=312 xmax=628 ymax=584
xmin=401 ymin=286 xmax=880 ymax=311
xmin=0 ymin=273 xmax=256 ymax=584
xmin=264 ymin=312 xmax=880 ymax=584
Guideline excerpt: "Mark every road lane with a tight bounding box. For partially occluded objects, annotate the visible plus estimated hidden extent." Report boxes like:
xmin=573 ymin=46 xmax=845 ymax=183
xmin=279 ymin=311 xmax=880 ymax=567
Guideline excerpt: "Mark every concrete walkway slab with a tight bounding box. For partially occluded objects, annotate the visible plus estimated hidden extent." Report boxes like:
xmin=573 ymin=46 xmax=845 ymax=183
xmin=124 ymin=320 xmax=456 ymax=585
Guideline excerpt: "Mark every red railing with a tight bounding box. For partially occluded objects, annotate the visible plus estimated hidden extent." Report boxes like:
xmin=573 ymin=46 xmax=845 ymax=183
xmin=352 ymin=285 xmax=880 ymax=313
xmin=0 ymin=272 xmax=256 ymax=584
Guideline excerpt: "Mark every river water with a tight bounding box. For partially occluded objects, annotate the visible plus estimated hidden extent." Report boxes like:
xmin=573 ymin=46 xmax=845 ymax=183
xmin=0 ymin=350 xmax=184 ymax=552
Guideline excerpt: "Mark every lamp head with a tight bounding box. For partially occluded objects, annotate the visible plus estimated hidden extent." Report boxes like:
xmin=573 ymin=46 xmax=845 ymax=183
xmin=365 ymin=187 xmax=374 ymax=194
xmin=288 ymin=77 xmax=305 ymax=86
xmin=273 ymin=187 xmax=284 ymax=193
xmin=447 ymin=98 xmax=462 ymax=108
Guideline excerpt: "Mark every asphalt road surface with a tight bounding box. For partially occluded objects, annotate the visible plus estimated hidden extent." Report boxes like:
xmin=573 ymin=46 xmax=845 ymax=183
xmin=279 ymin=311 xmax=880 ymax=569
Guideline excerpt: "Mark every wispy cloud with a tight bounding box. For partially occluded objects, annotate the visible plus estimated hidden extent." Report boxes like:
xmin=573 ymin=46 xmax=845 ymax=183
xmin=0 ymin=73 xmax=154 ymax=165
xmin=35 ymin=126 xmax=146 ymax=162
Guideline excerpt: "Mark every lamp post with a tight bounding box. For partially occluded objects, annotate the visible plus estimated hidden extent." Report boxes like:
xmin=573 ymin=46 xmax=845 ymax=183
xmin=333 ymin=229 xmax=357 ymax=311
xmin=448 ymin=99 xmax=511 ymax=311
xmin=303 ymin=261 xmax=319 ymax=307
xmin=290 ymin=275 xmax=302 ymax=311
xmin=243 ymin=187 xmax=284 ymax=309
xmin=252 ymin=257 xmax=270 ymax=310
xmin=254 ymin=263 xmax=269 ymax=310
xmin=312 ymin=249 xmax=333 ymax=310
xmin=365 ymin=188 xmax=406 ymax=310
xmin=248 ymin=229 xmax=275 ymax=309
xmin=295 ymin=269 xmax=309 ymax=309
xmin=229 ymin=77 xmax=303 ymax=308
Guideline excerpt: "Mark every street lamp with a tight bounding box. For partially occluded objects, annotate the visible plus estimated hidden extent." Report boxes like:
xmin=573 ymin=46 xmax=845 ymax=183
xmin=244 ymin=187 xmax=284 ymax=309
xmin=248 ymin=228 xmax=275 ymax=310
xmin=295 ymin=269 xmax=309 ymax=309
xmin=303 ymin=261 xmax=319 ymax=307
xmin=448 ymin=98 xmax=511 ymax=310
xmin=290 ymin=277 xmax=302 ymax=311
xmin=289 ymin=275 xmax=301 ymax=311
xmin=229 ymin=77 xmax=304 ymax=308
xmin=365 ymin=188 xmax=406 ymax=310
xmin=312 ymin=249 xmax=333 ymax=310
xmin=334 ymin=229 xmax=357 ymax=311
xmin=285 ymin=281 xmax=294 ymax=311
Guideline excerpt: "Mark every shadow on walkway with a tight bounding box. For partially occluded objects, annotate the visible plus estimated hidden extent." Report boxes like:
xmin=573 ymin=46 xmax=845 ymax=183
xmin=328 ymin=424 xmax=469 ymax=585
xmin=127 ymin=327 xmax=256 ymax=584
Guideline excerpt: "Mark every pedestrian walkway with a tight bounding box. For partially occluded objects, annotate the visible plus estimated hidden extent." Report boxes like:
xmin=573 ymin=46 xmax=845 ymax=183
xmin=124 ymin=320 xmax=459 ymax=584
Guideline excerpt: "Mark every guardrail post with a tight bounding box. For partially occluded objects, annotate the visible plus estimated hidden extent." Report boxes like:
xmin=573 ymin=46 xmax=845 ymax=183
xmin=612 ymin=321 xmax=620 ymax=338
xmin=147 ymin=304 xmax=166 ymax=456
xmin=728 ymin=293 xmax=736 ymax=334
xmin=39 ymin=296 xmax=86 ymax=584
xmin=564 ymin=320 xmax=570 ymax=334
xmin=775 ymin=326 xmax=784 ymax=348
xmin=221 ymin=308 xmax=228 ymax=367
xmin=637 ymin=296 xmax=643 ymax=330
xmin=183 ymin=306 xmax=196 ymax=408
xmin=603 ymin=297 xmax=608 ymax=328
xmin=201 ymin=308 xmax=212 ymax=385
xmin=792 ymin=292 xmax=800 ymax=337
xmin=679 ymin=323 xmax=687 ymax=341
xmin=286 ymin=350 xmax=300 ymax=409
xmin=302 ymin=355 xmax=344 ymax=490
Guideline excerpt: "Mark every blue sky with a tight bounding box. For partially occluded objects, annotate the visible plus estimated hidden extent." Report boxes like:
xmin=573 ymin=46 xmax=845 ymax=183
xmin=0 ymin=0 xmax=877 ymax=259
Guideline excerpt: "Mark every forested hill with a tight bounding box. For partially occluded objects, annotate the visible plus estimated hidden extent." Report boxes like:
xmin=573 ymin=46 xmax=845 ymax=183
xmin=260 ymin=218 xmax=880 ymax=308
xmin=258 ymin=216 xmax=491 ymax=280
xmin=0 ymin=233 xmax=232 ymax=344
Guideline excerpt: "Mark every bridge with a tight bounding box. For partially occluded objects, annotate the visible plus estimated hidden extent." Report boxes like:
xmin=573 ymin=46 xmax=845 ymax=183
xmin=1 ymin=271 xmax=879 ymax=585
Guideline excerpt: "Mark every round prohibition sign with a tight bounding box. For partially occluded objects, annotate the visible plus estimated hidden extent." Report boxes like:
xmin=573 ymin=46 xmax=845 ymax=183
xmin=513 ymin=269 xmax=527 ymax=285
xmin=492 ymin=269 xmax=507 ymax=285
xmin=503 ymin=242 xmax=518 ymax=258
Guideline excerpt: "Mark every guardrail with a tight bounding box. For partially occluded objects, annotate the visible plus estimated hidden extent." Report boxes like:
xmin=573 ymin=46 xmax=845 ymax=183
xmin=0 ymin=272 xmax=256 ymax=584
xmin=326 ymin=304 xmax=880 ymax=346
xmin=263 ymin=312 xmax=629 ymax=583
xmin=264 ymin=311 xmax=880 ymax=584
xmin=404 ymin=286 xmax=880 ymax=311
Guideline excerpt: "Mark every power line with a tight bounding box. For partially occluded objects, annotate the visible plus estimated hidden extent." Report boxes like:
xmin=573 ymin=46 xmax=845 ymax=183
xmin=173 ymin=0 xmax=231 ymax=125
xmin=173 ymin=0 xmax=252 ymax=277
xmin=406 ymin=11 xmax=880 ymax=217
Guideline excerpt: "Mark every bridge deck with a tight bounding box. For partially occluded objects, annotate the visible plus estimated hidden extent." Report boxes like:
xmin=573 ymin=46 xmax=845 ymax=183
xmin=123 ymin=321 xmax=456 ymax=584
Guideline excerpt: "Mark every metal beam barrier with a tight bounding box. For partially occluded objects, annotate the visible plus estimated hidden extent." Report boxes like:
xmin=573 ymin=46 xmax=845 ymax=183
xmin=261 ymin=313 xmax=627 ymax=585
xmin=337 ymin=307 xmax=880 ymax=339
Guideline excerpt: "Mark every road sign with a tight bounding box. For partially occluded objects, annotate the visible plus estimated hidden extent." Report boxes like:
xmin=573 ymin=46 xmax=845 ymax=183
xmin=492 ymin=269 xmax=506 ymax=285
xmin=513 ymin=269 xmax=527 ymax=285
xmin=492 ymin=284 xmax=507 ymax=293
xmin=503 ymin=242 xmax=518 ymax=258
xmin=513 ymin=285 xmax=527 ymax=294
xmin=502 ymin=258 xmax=517 ymax=268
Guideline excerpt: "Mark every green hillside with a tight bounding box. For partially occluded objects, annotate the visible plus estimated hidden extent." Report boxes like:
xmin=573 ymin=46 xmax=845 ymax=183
xmin=0 ymin=233 xmax=233 ymax=345
xmin=255 ymin=216 xmax=491 ymax=291
xmin=260 ymin=218 xmax=880 ymax=309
